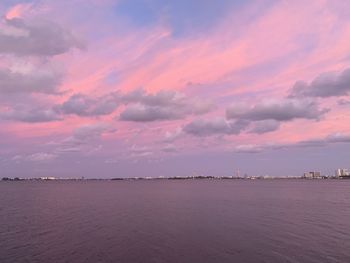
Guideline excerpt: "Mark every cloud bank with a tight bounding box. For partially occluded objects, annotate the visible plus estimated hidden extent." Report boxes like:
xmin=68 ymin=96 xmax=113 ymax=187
xmin=290 ymin=68 xmax=350 ymax=98
xmin=0 ymin=18 xmax=83 ymax=56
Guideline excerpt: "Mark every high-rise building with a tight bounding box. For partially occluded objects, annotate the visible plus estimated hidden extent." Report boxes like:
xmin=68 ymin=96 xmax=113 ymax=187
xmin=313 ymin=172 xmax=321 ymax=178
xmin=335 ymin=169 xmax=350 ymax=177
xmin=303 ymin=171 xmax=321 ymax=179
xmin=303 ymin=172 xmax=313 ymax=179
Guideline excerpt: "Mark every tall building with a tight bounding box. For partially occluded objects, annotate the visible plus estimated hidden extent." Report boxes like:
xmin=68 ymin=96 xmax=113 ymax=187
xmin=303 ymin=172 xmax=313 ymax=179
xmin=303 ymin=171 xmax=321 ymax=179
xmin=335 ymin=169 xmax=350 ymax=177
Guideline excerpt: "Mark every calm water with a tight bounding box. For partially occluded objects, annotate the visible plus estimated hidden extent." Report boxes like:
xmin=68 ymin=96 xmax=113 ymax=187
xmin=0 ymin=180 xmax=349 ymax=263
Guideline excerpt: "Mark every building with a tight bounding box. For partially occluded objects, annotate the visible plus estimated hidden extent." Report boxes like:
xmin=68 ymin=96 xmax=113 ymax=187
xmin=40 ymin=176 xmax=56 ymax=180
xmin=303 ymin=172 xmax=313 ymax=179
xmin=303 ymin=171 xmax=321 ymax=179
xmin=335 ymin=169 xmax=350 ymax=178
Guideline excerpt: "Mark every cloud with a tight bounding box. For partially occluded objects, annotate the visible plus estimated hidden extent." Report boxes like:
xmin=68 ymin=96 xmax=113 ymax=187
xmin=55 ymin=92 xmax=119 ymax=116
xmin=122 ymin=88 xmax=213 ymax=111
xmin=181 ymin=97 xmax=326 ymax=137
xmin=1 ymin=87 xmax=211 ymax=123
xmin=290 ymin=68 xmax=350 ymax=98
xmin=162 ymin=144 xmax=178 ymax=153
xmin=4 ymin=92 xmax=119 ymax=123
xmin=226 ymin=99 xmax=328 ymax=121
xmin=163 ymin=127 xmax=183 ymax=142
xmin=55 ymin=123 xmax=113 ymax=154
xmin=5 ymin=3 xmax=34 ymax=20
xmin=121 ymin=89 xmax=183 ymax=106
xmin=0 ymin=11 xmax=82 ymax=96
xmin=249 ymin=120 xmax=280 ymax=134
xmin=233 ymin=144 xmax=263 ymax=153
xmin=53 ymin=89 xmax=214 ymax=122
xmin=1 ymin=107 xmax=61 ymax=123
xmin=233 ymin=132 xmax=350 ymax=154
xmin=337 ymin=99 xmax=350 ymax=106
xmin=291 ymin=133 xmax=350 ymax=149
xmin=119 ymin=88 xmax=213 ymax=122
xmin=183 ymin=118 xmax=249 ymax=137
xmin=11 ymin=152 xmax=57 ymax=162
xmin=128 ymin=144 xmax=153 ymax=158
xmin=26 ymin=152 xmax=57 ymax=162
xmin=0 ymin=18 xmax=83 ymax=56
xmin=120 ymin=104 xmax=182 ymax=122
xmin=73 ymin=123 xmax=112 ymax=140
xmin=232 ymin=143 xmax=288 ymax=153
xmin=326 ymin=132 xmax=350 ymax=143
xmin=295 ymin=139 xmax=326 ymax=148
xmin=0 ymin=61 xmax=62 ymax=94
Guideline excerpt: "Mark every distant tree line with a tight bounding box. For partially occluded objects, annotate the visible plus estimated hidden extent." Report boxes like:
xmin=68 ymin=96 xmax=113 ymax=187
xmin=1 ymin=177 xmax=23 ymax=181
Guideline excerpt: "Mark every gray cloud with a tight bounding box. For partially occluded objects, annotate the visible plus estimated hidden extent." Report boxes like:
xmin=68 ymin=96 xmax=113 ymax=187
xmin=53 ymin=88 xmax=213 ymax=121
xmin=0 ymin=18 xmax=83 ymax=56
xmin=1 ymin=107 xmax=61 ymax=123
xmin=121 ymin=89 xmax=181 ymax=106
xmin=55 ymin=92 xmax=119 ymax=116
xmin=326 ymin=133 xmax=350 ymax=143
xmin=290 ymin=68 xmax=350 ymax=98
xmin=129 ymin=145 xmax=153 ymax=156
xmin=163 ymin=127 xmax=183 ymax=142
xmin=183 ymin=118 xmax=249 ymax=137
xmin=119 ymin=88 xmax=213 ymax=122
xmin=232 ymin=143 xmax=289 ymax=153
xmin=120 ymin=104 xmax=182 ymax=122
xmin=233 ymin=144 xmax=264 ymax=153
xmin=295 ymin=139 xmax=327 ymax=148
xmin=1 ymin=87 xmax=212 ymax=123
xmin=6 ymin=131 xmax=91 ymax=161
xmin=55 ymin=123 xmax=113 ymax=154
xmin=181 ymin=98 xmax=323 ymax=138
xmin=26 ymin=152 xmax=57 ymax=162
xmin=0 ymin=64 xmax=62 ymax=94
xmin=162 ymin=144 xmax=178 ymax=153
xmin=226 ymin=99 xmax=328 ymax=121
xmin=10 ymin=152 xmax=57 ymax=162
xmin=73 ymin=123 xmax=112 ymax=140
xmin=249 ymin=120 xmax=280 ymax=134
xmin=0 ymin=17 xmax=81 ymax=95
xmin=337 ymin=99 xmax=350 ymax=106
xmin=233 ymin=132 xmax=350 ymax=154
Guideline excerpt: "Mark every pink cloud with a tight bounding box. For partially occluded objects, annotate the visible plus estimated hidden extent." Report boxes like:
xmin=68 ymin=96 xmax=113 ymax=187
xmin=2 ymin=0 xmax=350 ymax=177
xmin=5 ymin=3 xmax=33 ymax=19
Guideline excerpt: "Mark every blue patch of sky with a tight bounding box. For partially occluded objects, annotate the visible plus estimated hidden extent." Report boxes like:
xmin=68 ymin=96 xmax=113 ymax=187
xmin=1 ymin=0 xmax=35 ymax=9
xmin=0 ymin=0 xmax=31 ymax=13
xmin=103 ymin=70 xmax=120 ymax=85
xmin=114 ymin=0 xmax=248 ymax=36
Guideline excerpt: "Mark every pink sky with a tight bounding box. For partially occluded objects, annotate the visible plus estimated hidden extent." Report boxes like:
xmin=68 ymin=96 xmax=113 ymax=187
xmin=1 ymin=0 xmax=350 ymax=178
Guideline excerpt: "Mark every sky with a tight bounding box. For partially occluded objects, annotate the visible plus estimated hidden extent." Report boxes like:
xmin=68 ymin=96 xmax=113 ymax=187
xmin=1 ymin=0 xmax=350 ymax=178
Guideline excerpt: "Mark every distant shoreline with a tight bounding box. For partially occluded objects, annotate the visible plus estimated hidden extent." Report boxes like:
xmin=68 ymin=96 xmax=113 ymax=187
xmin=2 ymin=175 xmax=350 ymax=182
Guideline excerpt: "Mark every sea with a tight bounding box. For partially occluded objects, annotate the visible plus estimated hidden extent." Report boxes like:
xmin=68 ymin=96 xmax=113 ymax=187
xmin=0 ymin=179 xmax=349 ymax=263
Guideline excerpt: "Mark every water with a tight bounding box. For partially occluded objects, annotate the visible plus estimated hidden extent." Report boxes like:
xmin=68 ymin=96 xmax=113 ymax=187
xmin=0 ymin=180 xmax=349 ymax=263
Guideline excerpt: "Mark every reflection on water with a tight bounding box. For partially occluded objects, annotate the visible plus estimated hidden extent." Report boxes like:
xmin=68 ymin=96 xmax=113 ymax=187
xmin=1 ymin=180 xmax=350 ymax=263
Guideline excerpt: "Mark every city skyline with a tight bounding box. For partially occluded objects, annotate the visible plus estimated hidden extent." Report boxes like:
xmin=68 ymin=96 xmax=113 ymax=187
xmin=1 ymin=0 xmax=350 ymax=178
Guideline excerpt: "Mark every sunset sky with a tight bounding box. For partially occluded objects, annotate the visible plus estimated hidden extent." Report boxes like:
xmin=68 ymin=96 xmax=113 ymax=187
xmin=1 ymin=0 xmax=350 ymax=178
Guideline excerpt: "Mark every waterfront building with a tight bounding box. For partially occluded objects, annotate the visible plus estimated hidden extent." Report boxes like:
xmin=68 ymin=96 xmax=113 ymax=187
xmin=40 ymin=177 xmax=56 ymax=180
xmin=335 ymin=169 xmax=350 ymax=177
xmin=303 ymin=171 xmax=321 ymax=179
xmin=303 ymin=172 xmax=313 ymax=179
